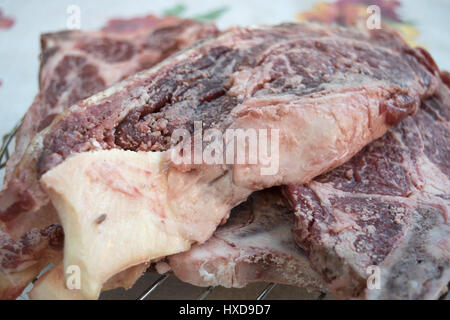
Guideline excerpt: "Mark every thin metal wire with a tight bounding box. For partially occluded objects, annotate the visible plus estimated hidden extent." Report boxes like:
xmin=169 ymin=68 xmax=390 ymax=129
xmin=256 ymin=283 xmax=277 ymax=300
xmin=137 ymin=274 xmax=169 ymax=300
xmin=197 ymin=286 xmax=214 ymax=300
xmin=0 ymin=121 xmax=21 ymax=167
xmin=317 ymin=292 xmax=326 ymax=300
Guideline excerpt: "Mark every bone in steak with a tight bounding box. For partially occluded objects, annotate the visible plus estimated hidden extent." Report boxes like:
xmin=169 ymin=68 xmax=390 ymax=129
xmin=166 ymin=188 xmax=327 ymax=291
xmin=0 ymin=23 xmax=440 ymax=299
xmin=284 ymin=80 xmax=450 ymax=299
xmin=0 ymin=15 xmax=218 ymax=300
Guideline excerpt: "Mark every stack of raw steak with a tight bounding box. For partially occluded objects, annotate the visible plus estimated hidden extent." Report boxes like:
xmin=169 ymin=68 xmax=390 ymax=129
xmin=0 ymin=14 xmax=447 ymax=300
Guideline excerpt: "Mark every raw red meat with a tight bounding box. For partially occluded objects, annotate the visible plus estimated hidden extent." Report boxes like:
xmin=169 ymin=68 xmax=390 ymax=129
xmin=285 ymin=80 xmax=450 ymax=299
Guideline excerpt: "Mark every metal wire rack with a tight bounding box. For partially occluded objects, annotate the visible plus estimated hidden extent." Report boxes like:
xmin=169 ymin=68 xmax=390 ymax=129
xmin=134 ymin=275 xmax=278 ymax=301
xmin=0 ymin=121 xmax=20 ymax=170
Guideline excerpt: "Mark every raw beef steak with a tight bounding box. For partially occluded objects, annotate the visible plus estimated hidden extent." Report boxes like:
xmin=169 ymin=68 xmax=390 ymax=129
xmin=284 ymin=81 xmax=450 ymax=299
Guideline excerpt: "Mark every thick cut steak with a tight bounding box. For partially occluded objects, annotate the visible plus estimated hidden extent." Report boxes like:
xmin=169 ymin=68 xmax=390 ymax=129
xmin=166 ymin=188 xmax=327 ymax=291
xmin=0 ymin=23 xmax=439 ymax=299
xmin=5 ymin=15 xmax=218 ymax=184
xmin=284 ymin=81 xmax=450 ymax=299
xmin=0 ymin=15 xmax=218 ymax=300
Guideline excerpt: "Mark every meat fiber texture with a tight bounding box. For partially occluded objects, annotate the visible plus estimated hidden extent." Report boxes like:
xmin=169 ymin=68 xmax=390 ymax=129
xmin=166 ymin=188 xmax=327 ymax=292
xmin=0 ymin=23 xmax=440 ymax=299
xmin=284 ymin=80 xmax=450 ymax=299
xmin=0 ymin=15 xmax=218 ymax=300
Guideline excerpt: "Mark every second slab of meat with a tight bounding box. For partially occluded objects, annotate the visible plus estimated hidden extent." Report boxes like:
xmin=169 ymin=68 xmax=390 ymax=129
xmin=284 ymin=79 xmax=450 ymax=299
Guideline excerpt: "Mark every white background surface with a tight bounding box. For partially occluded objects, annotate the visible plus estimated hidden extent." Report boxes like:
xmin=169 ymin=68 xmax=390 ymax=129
xmin=0 ymin=0 xmax=449 ymax=139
